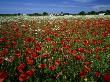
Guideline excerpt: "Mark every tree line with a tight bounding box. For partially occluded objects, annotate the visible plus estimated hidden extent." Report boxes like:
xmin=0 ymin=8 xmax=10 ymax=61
xmin=79 ymin=10 xmax=110 ymax=15
xmin=0 ymin=10 xmax=110 ymax=16
xmin=0 ymin=12 xmax=48 ymax=16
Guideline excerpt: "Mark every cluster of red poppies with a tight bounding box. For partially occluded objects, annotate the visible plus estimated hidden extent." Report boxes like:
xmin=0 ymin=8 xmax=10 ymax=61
xmin=0 ymin=17 xmax=110 ymax=82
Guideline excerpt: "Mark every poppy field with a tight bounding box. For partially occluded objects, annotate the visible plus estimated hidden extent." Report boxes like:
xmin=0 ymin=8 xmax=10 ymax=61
xmin=0 ymin=16 xmax=110 ymax=82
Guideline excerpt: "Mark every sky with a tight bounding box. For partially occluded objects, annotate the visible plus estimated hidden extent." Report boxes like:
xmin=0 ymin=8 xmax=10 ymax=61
xmin=0 ymin=0 xmax=110 ymax=14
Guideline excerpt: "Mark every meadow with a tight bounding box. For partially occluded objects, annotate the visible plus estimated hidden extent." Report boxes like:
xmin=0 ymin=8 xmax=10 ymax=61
xmin=0 ymin=15 xmax=110 ymax=82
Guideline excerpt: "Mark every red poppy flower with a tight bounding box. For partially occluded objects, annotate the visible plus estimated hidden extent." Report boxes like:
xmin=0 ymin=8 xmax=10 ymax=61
xmin=35 ymin=43 xmax=42 ymax=52
xmin=52 ymin=48 xmax=58 ymax=52
xmin=17 ymin=63 xmax=26 ymax=73
xmin=95 ymin=47 xmax=100 ymax=53
xmin=95 ymin=72 xmax=101 ymax=77
xmin=26 ymin=70 xmax=34 ymax=77
xmin=102 ymin=31 xmax=108 ymax=37
xmin=71 ymin=49 xmax=77 ymax=56
xmin=53 ymin=32 xmax=59 ymax=37
xmin=85 ymin=49 xmax=93 ymax=54
xmin=55 ymin=59 xmax=61 ymax=66
xmin=83 ymin=40 xmax=90 ymax=46
xmin=80 ymin=70 xmax=87 ymax=78
xmin=2 ymin=48 xmax=9 ymax=56
xmin=61 ymin=40 xmax=65 ymax=45
xmin=26 ymin=48 xmax=32 ymax=54
xmin=5 ymin=44 xmax=11 ymax=49
xmin=0 ymin=57 xmax=4 ymax=64
xmin=26 ymin=57 xmax=34 ymax=65
xmin=84 ymin=65 xmax=91 ymax=73
xmin=16 ymin=32 xmax=22 ymax=38
xmin=2 ymin=31 xmax=7 ymax=35
xmin=25 ymin=37 xmax=35 ymax=43
xmin=49 ymin=65 xmax=56 ymax=71
xmin=92 ymin=39 xmax=97 ymax=45
xmin=0 ymin=71 xmax=8 ymax=82
xmin=45 ymin=37 xmax=52 ymax=42
xmin=64 ymin=44 xmax=71 ymax=49
xmin=83 ymin=61 xmax=92 ymax=66
xmin=103 ymin=74 xmax=110 ymax=82
xmin=97 ymin=40 xmax=103 ymax=45
xmin=0 ymin=38 xmax=7 ymax=43
xmin=19 ymin=73 xmax=29 ymax=82
xmin=12 ymin=41 xmax=17 ymax=48
xmin=75 ymin=55 xmax=85 ymax=60
xmin=31 ymin=53 xmax=39 ymax=59
xmin=74 ymin=38 xmax=80 ymax=43
xmin=52 ymin=41 xmax=57 ymax=46
xmin=42 ymin=53 xmax=50 ymax=59
xmin=92 ymin=32 xmax=99 ymax=36
xmin=78 ymin=48 xmax=85 ymax=53
xmin=39 ymin=64 xmax=46 ymax=69
xmin=16 ymin=52 xmax=22 ymax=58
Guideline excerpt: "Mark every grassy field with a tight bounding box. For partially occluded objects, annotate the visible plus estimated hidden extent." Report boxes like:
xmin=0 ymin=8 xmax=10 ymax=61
xmin=0 ymin=15 xmax=110 ymax=82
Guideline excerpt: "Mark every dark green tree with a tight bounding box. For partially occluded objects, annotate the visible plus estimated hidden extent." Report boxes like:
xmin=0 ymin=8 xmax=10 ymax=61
xmin=87 ymin=11 xmax=98 ymax=15
xmin=79 ymin=11 xmax=86 ymax=15
xmin=33 ymin=13 xmax=41 ymax=16
xmin=42 ymin=12 xmax=48 ymax=16
xmin=105 ymin=10 xmax=110 ymax=15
